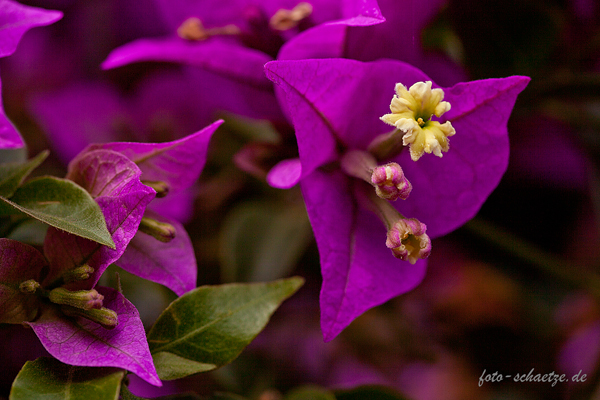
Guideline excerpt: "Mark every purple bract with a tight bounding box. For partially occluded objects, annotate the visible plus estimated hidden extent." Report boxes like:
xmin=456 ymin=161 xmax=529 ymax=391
xmin=265 ymin=58 xmax=530 ymax=340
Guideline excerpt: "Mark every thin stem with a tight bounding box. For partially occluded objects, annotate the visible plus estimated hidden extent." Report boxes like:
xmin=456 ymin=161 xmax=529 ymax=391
xmin=340 ymin=150 xmax=377 ymax=183
xmin=367 ymin=128 xmax=406 ymax=161
xmin=353 ymin=182 xmax=404 ymax=230
xmin=464 ymin=218 xmax=600 ymax=301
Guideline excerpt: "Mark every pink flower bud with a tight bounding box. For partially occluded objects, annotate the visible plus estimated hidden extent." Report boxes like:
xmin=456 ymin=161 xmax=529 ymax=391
xmin=371 ymin=162 xmax=412 ymax=201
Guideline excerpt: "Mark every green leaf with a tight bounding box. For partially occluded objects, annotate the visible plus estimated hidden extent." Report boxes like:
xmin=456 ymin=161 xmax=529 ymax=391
xmin=0 ymin=176 xmax=116 ymax=248
xmin=334 ymin=386 xmax=410 ymax=400
xmin=0 ymin=146 xmax=27 ymax=164
xmin=0 ymin=150 xmax=48 ymax=197
xmin=9 ymin=357 xmax=125 ymax=400
xmin=220 ymin=201 xmax=312 ymax=283
xmin=152 ymin=352 xmax=216 ymax=377
xmin=285 ymin=386 xmax=336 ymax=400
xmin=148 ymin=277 xmax=304 ymax=380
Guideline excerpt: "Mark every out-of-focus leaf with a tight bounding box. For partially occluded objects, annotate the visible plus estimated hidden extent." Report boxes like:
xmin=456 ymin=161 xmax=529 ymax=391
xmin=98 ymin=265 xmax=175 ymax=329
xmin=9 ymin=357 xmax=124 ymax=400
xmin=0 ymin=150 xmax=48 ymax=197
xmin=148 ymin=277 xmax=304 ymax=380
xmin=0 ymin=146 xmax=27 ymax=164
xmin=285 ymin=386 xmax=336 ymax=400
xmin=6 ymin=218 xmax=48 ymax=246
xmin=334 ymin=386 xmax=410 ymax=400
xmin=28 ymin=287 xmax=162 ymax=387
xmin=0 ymin=176 xmax=115 ymax=248
xmin=0 ymin=238 xmax=46 ymax=323
xmin=219 ymin=113 xmax=280 ymax=144
xmin=220 ymin=201 xmax=311 ymax=283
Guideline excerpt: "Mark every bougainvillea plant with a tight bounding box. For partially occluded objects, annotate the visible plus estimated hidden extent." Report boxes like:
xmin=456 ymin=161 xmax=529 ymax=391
xmin=1 ymin=1 xmax=302 ymax=397
xmin=0 ymin=0 xmax=544 ymax=399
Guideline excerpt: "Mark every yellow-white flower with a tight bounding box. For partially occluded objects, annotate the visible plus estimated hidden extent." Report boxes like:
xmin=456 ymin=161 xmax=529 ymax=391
xmin=380 ymin=81 xmax=455 ymax=161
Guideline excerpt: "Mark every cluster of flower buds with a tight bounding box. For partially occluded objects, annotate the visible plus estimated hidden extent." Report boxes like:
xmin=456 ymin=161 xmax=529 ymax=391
xmin=343 ymin=80 xmax=455 ymax=263
xmin=18 ymin=264 xmax=119 ymax=329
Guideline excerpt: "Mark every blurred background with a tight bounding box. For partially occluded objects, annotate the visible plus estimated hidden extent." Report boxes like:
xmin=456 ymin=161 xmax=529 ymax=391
xmin=2 ymin=0 xmax=600 ymax=399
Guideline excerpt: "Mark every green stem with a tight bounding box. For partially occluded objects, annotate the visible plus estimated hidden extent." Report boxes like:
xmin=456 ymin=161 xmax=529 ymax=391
xmin=353 ymin=182 xmax=404 ymax=230
xmin=464 ymin=218 xmax=600 ymax=301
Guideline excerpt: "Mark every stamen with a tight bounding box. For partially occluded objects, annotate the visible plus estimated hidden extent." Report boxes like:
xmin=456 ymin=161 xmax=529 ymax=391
xmin=62 ymin=265 xmax=94 ymax=283
xmin=49 ymin=288 xmax=104 ymax=310
xmin=177 ymin=17 xmax=208 ymax=40
xmin=61 ymin=305 xmax=118 ymax=329
xmin=270 ymin=2 xmax=313 ymax=31
xmin=142 ymin=180 xmax=170 ymax=198
xmin=177 ymin=17 xmax=240 ymax=41
xmin=138 ymin=217 xmax=176 ymax=242
xmin=19 ymin=279 xmax=40 ymax=294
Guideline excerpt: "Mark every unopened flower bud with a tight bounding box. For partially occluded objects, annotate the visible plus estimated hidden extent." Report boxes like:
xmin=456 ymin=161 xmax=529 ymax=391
xmin=49 ymin=287 xmax=104 ymax=310
xmin=177 ymin=17 xmax=240 ymax=41
xmin=386 ymin=218 xmax=431 ymax=264
xmin=270 ymin=2 xmax=313 ymax=31
xmin=61 ymin=305 xmax=118 ymax=329
xmin=62 ymin=265 xmax=95 ymax=283
xmin=371 ymin=163 xmax=412 ymax=201
xmin=142 ymin=180 xmax=170 ymax=198
xmin=19 ymin=279 xmax=40 ymax=294
xmin=138 ymin=217 xmax=176 ymax=243
xmin=341 ymin=151 xmax=412 ymax=201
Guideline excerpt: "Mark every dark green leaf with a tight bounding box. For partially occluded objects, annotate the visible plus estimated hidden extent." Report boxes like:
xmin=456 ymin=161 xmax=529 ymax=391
xmin=334 ymin=386 xmax=410 ymax=400
xmin=0 ymin=150 xmax=48 ymax=197
xmin=148 ymin=277 xmax=304 ymax=380
xmin=0 ymin=176 xmax=115 ymax=248
xmin=9 ymin=357 xmax=125 ymax=400
xmin=285 ymin=386 xmax=336 ymax=400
